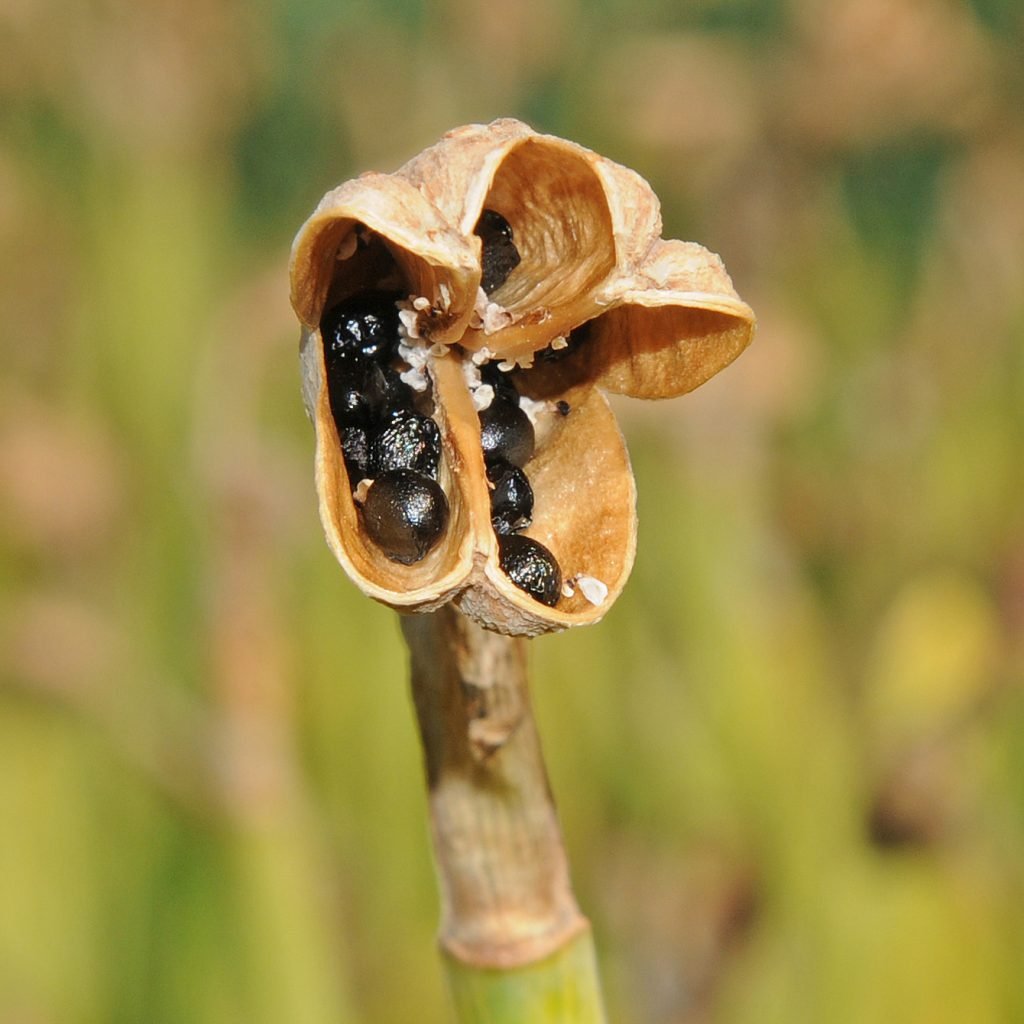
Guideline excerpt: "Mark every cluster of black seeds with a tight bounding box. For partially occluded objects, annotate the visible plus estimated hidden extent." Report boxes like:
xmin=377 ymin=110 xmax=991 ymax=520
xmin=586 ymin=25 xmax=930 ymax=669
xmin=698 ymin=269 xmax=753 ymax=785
xmin=478 ymin=361 xmax=562 ymax=608
xmin=471 ymin=209 xmax=562 ymax=607
xmin=321 ymin=290 xmax=448 ymax=565
xmin=321 ymin=216 xmax=562 ymax=604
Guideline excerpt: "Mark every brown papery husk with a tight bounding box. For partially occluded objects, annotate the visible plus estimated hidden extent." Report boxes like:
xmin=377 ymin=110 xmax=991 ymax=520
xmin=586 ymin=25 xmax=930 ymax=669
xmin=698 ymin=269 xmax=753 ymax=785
xmin=587 ymin=301 xmax=754 ymax=398
xmin=291 ymin=118 xmax=755 ymax=636
xmin=590 ymin=155 xmax=664 ymax=267
xmin=456 ymin=386 xmax=637 ymax=637
xmin=289 ymin=173 xmax=479 ymax=345
xmin=526 ymin=302 xmax=753 ymax=402
xmin=458 ymin=137 xmax=618 ymax=360
xmin=400 ymin=121 xmax=621 ymax=364
xmin=526 ymin=236 xmax=755 ymax=401
xmin=398 ymin=119 xmax=535 ymax=235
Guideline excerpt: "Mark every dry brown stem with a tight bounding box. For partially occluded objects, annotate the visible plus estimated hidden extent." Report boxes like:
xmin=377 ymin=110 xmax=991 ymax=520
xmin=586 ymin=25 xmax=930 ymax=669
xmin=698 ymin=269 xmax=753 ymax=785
xmin=401 ymin=605 xmax=588 ymax=969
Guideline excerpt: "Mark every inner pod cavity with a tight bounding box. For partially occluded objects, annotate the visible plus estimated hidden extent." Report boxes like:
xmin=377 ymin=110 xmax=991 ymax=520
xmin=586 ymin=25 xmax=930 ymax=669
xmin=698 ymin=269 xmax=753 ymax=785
xmin=321 ymin=233 xmax=449 ymax=565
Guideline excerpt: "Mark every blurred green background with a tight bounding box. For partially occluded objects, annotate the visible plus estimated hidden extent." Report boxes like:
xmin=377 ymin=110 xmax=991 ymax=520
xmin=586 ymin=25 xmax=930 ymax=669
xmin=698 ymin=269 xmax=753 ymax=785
xmin=2 ymin=0 xmax=1023 ymax=1021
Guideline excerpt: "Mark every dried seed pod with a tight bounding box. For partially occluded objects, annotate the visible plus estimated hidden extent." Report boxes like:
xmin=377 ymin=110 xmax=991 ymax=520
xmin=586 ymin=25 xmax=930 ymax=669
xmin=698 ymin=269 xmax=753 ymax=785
xmin=290 ymin=118 xmax=755 ymax=634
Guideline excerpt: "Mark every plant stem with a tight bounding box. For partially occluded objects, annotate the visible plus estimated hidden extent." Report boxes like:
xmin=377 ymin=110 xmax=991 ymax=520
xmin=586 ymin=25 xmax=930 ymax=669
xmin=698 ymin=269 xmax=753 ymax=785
xmin=401 ymin=606 xmax=607 ymax=1022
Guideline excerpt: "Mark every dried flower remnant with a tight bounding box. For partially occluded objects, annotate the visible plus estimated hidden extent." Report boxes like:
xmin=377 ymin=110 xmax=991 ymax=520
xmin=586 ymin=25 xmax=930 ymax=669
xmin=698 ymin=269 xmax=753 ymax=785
xmin=290 ymin=118 xmax=754 ymax=636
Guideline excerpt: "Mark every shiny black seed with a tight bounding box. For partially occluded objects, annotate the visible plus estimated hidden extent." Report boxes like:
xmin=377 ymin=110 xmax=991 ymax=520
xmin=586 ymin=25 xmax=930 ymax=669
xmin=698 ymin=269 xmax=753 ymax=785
xmin=555 ymin=400 xmax=571 ymax=416
xmin=479 ymin=360 xmax=520 ymax=405
xmin=321 ymin=290 xmax=402 ymax=363
xmin=479 ymin=398 xmax=534 ymax=468
xmin=536 ymin=341 xmax=574 ymax=364
xmin=361 ymin=469 xmax=448 ymax=565
xmin=498 ymin=534 xmax=561 ymax=607
xmin=487 ymin=459 xmax=533 ymax=535
xmin=538 ymin=321 xmax=590 ymax=364
xmin=369 ymin=409 xmax=442 ymax=479
xmin=474 ymin=209 xmax=521 ymax=295
xmin=374 ymin=364 xmax=416 ymax=419
xmin=478 ymin=208 xmax=513 ymax=243
xmin=340 ymin=425 xmax=369 ymax=480
xmin=326 ymin=350 xmax=382 ymax=429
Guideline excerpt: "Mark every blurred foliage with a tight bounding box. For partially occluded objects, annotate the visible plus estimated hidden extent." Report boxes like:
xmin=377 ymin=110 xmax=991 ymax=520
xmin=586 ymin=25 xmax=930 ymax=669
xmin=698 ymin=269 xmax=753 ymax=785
xmin=2 ymin=0 xmax=1023 ymax=1021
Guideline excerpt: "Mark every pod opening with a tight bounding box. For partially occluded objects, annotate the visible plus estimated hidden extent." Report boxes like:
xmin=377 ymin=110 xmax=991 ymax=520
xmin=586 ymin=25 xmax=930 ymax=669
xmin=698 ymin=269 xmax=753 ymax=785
xmin=483 ymin=140 xmax=615 ymax=311
xmin=458 ymin=140 xmax=617 ymax=362
xmin=317 ymin=236 xmax=468 ymax=587
xmin=321 ymin=225 xmax=404 ymax=311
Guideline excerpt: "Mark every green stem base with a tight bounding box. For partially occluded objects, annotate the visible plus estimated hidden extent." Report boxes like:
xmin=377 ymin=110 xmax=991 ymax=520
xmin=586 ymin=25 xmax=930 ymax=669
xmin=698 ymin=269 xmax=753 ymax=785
xmin=444 ymin=928 xmax=607 ymax=1024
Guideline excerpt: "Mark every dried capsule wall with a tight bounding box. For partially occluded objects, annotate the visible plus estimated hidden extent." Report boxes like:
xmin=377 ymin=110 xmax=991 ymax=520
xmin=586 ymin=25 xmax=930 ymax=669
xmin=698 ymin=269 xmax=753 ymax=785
xmin=291 ymin=120 xmax=754 ymax=634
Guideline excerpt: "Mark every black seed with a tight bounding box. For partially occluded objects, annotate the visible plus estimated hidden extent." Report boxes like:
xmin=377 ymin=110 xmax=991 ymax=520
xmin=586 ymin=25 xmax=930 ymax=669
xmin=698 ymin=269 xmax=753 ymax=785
xmin=568 ymin=321 xmax=593 ymax=345
xmin=537 ymin=340 xmax=575 ymax=364
xmin=479 ymin=398 xmax=534 ymax=468
xmin=325 ymin=350 xmax=382 ymax=429
xmin=369 ymin=409 xmax=442 ymax=479
xmin=487 ymin=459 xmax=534 ymax=535
xmin=361 ymin=469 xmax=448 ymax=565
xmin=479 ymin=360 xmax=520 ymax=405
xmin=474 ymin=209 xmax=521 ymax=295
xmin=321 ymin=290 xmax=402 ymax=363
xmin=498 ymin=534 xmax=561 ymax=607
xmin=555 ymin=400 xmax=571 ymax=416
xmin=372 ymin=364 xmax=416 ymax=419
xmin=340 ymin=425 xmax=369 ymax=480
xmin=478 ymin=208 xmax=513 ymax=243
xmin=538 ymin=321 xmax=589 ymax=365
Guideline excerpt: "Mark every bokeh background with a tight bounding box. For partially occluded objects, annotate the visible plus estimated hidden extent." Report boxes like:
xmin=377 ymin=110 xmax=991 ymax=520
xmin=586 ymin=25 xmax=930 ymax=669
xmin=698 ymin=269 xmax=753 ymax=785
xmin=2 ymin=0 xmax=1023 ymax=1021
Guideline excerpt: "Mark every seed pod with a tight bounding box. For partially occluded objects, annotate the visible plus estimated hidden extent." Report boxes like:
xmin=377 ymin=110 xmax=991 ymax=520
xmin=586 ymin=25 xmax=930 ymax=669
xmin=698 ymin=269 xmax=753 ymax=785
xmin=290 ymin=118 xmax=755 ymax=634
